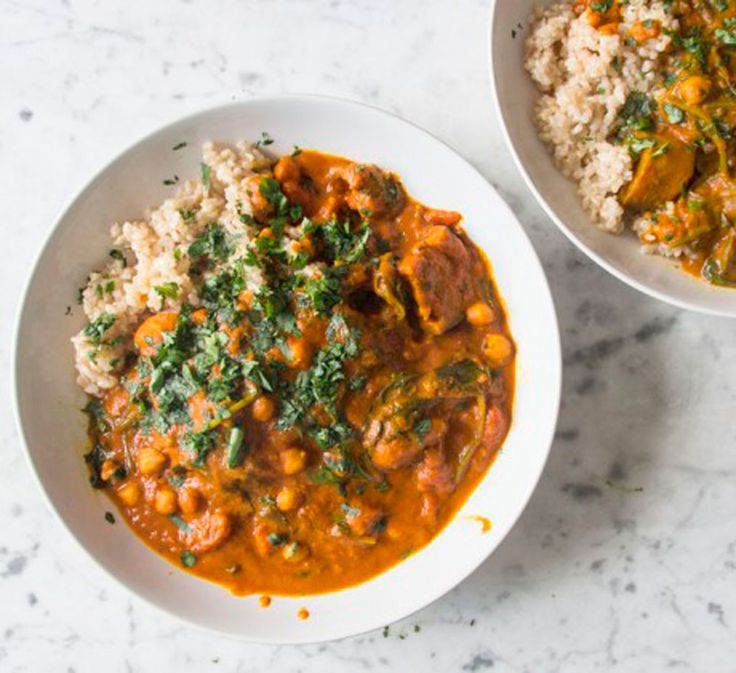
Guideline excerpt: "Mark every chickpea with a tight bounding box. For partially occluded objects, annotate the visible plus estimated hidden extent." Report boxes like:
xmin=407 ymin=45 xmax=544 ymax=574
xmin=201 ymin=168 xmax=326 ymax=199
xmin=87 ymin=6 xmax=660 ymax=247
xmin=100 ymin=459 xmax=119 ymax=482
xmin=680 ymin=75 xmax=711 ymax=105
xmin=280 ymin=448 xmax=307 ymax=476
xmin=385 ymin=522 xmax=402 ymax=541
xmin=287 ymin=336 xmax=312 ymax=369
xmin=629 ymin=19 xmax=660 ymax=43
xmin=154 ymin=487 xmax=178 ymax=515
xmin=133 ymin=312 xmax=178 ymax=356
xmin=178 ymin=486 xmax=201 ymax=516
xmin=482 ymin=333 xmax=515 ymax=368
xmin=276 ymin=484 xmax=303 ymax=512
xmin=252 ymin=395 xmax=276 ymax=422
xmin=137 ymin=447 xmax=167 ymax=476
xmin=191 ymin=308 xmax=207 ymax=325
xmin=117 ymin=481 xmax=141 ymax=507
xmin=466 ymin=301 xmax=496 ymax=326
xmin=584 ymin=7 xmax=603 ymax=27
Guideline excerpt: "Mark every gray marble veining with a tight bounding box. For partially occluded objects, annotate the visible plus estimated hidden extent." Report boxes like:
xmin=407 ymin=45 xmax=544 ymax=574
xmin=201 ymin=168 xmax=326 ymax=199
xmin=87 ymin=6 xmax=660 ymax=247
xmin=2 ymin=0 xmax=735 ymax=671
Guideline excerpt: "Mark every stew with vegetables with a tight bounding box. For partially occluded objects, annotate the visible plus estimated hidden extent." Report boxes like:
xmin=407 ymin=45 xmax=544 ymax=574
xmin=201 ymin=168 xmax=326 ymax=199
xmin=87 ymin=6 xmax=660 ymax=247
xmin=585 ymin=0 xmax=736 ymax=284
xmin=81 ymin=147 xmax=514 ymax=595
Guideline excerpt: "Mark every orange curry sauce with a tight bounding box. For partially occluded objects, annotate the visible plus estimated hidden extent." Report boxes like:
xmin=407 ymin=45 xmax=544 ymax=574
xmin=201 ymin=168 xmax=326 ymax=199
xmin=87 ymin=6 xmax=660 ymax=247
xmin=84 ymin=149 xmax=515 ymax=595
xmin=580 ymin=0 xmax=736 ymax=285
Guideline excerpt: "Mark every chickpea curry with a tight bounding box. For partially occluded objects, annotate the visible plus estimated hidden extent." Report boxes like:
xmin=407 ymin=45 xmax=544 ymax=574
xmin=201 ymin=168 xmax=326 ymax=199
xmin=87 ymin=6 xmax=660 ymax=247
xmin=581 ymin=0 xmax=736 ymax=285
xmin=82 ymin=148 xmax=514 ymax=595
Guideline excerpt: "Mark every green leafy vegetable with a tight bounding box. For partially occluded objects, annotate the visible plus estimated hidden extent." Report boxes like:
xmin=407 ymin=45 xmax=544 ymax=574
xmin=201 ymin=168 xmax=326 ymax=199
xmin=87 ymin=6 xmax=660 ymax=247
xmin=168 ymin=514 xmax=192 ymax=534
xmin=226 ymin=426 xmax=245 ymax=468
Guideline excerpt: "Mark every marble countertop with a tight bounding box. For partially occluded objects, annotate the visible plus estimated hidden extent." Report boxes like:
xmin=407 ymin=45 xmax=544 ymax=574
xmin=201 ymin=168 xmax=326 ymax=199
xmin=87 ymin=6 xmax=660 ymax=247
xmin=2 ymin=0 xmax=736 ymax=670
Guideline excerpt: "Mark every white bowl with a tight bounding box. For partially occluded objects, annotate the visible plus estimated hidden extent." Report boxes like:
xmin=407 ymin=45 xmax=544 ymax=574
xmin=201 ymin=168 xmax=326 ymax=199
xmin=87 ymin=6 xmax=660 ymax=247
xmin=13 ymin=95 xmax=561 ymax=643
xmin=491 ymin=0 xmax=736 ymax=317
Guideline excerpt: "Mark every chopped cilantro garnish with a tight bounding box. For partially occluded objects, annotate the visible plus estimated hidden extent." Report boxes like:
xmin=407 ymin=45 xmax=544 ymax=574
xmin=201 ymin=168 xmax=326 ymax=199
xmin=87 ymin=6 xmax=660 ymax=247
xmin=200 ymin=162 xmax=212 ymax=190
xmin=414 ymin=418 xmax=432 ymax=439
xmin=189 ymin=223 xmax=233 ymax=262
xmin=259 ymin=177 xmax=289 ymax=218
xmin=590 ymin=0 xmax=612 ymax=11
xmin=83 ymin=313 xmax=116 ymax=345
xmin=154 ymin=282 xmax=179 ymax=301
xmin=180 ymin=550 xmax=197 ymax=567
xmin=256 ymin=131 xmax=274 ymax=147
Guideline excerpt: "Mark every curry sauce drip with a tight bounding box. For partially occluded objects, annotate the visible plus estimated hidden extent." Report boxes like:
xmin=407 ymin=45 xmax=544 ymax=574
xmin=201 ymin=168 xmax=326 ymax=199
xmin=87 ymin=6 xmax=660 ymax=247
xmin=83 ymin=149 xmax=515 ymax=596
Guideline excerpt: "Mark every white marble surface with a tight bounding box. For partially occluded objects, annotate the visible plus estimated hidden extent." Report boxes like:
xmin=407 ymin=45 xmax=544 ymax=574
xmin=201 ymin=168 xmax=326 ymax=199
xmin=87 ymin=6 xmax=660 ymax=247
xmin=2 ymin=0 xmax=736 ymax=671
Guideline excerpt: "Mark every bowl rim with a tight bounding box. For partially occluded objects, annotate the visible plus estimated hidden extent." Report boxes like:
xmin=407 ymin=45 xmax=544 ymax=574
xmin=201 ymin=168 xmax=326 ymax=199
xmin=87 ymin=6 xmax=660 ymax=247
xmin=11 ymin=93 xmax=562 ymax=643
xmin=488 ymin=0 xmax=736 ymax=318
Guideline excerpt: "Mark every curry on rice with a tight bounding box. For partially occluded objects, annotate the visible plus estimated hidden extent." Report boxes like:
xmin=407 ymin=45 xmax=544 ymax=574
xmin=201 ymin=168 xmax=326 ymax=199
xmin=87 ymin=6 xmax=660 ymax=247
xmin=526 ymin=0 xmax=736 ymax=286
xmin=73 ymin=142 xmax=515 ymax=595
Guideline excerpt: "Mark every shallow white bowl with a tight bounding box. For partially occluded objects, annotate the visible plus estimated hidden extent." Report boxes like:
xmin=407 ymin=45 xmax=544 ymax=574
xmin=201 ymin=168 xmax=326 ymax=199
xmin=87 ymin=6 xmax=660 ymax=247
xmin=13 ymin=96 xmax=561 ymax=643
xmin=491 ymin=0 xmax=736 ymax=317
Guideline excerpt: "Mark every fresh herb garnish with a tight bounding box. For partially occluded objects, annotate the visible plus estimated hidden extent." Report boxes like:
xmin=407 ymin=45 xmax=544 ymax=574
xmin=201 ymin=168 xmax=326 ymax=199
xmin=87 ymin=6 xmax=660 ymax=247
xmin=189 ymin=223 xmax=233 ymax=262
xmin=590 ymin=0 xmax=613 ymax=11
xmin=414 ymin=418 xmax=432 ymax=439
xmin=200 ymin=162 xmax=212 ymax=190
xmin=154 ymin=282 xmax=179 ymax=301
xmin=664 ymin=103 xmax=684 ymax=124
xmin=180 ymin=550 xmax=197 ymax=567
xmin=715 ymin=28 xmax=736 ymax=46
xmin=83 ymin=313 xmax=116 ymax=345
xmin=256 ymin=131 xmax=274 ymax=147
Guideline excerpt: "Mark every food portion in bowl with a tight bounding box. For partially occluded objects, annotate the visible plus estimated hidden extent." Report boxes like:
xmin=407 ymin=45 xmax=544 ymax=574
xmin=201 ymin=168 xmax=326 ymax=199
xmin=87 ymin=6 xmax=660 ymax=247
xmin=526 ymin=0 xmax=736 ymax=286
xmin=72 ymin=140 xmax=515 ymax=595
